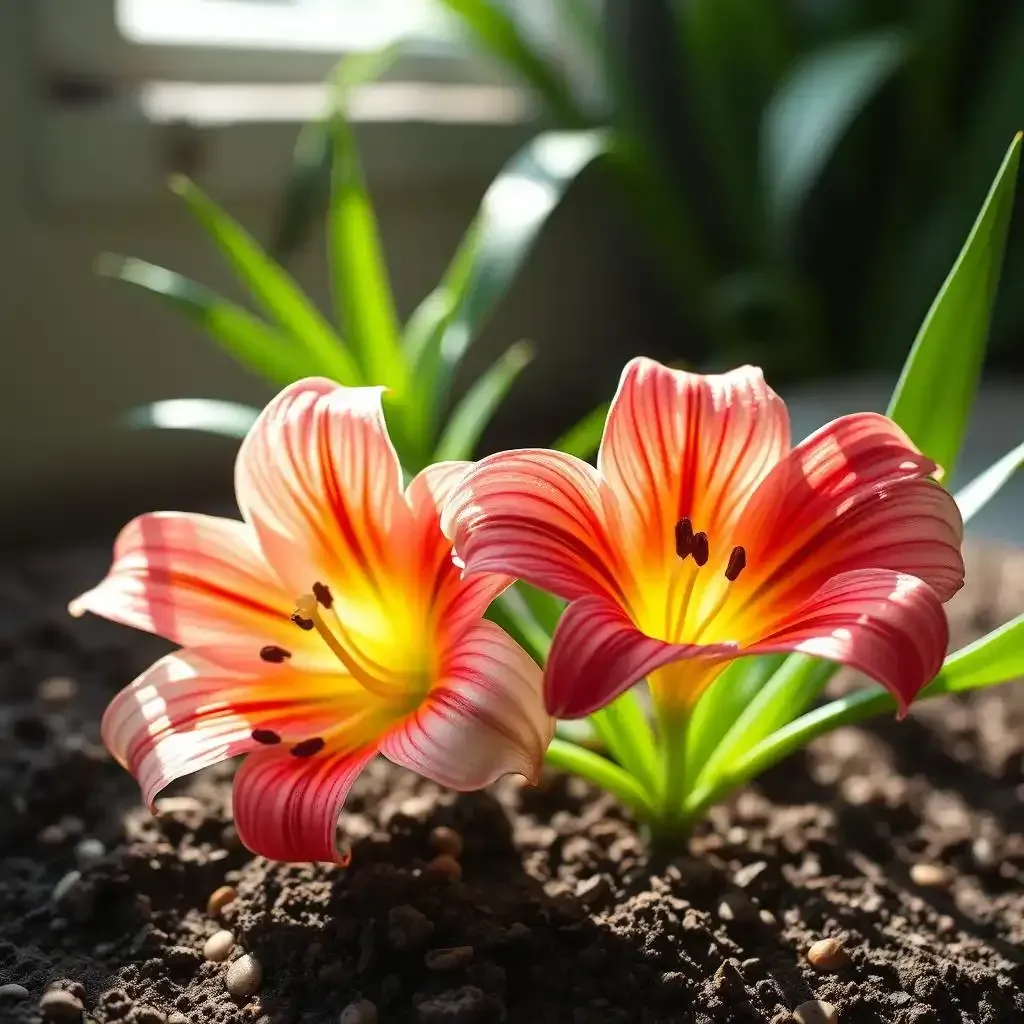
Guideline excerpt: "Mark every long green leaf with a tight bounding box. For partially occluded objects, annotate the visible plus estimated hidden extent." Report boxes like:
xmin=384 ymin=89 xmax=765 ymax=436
xmin=327 ymin=73 xmax=406 ymax=392
xmin=686 ymin=613 xmax=1024 ymax=823
xmin=954 ymin=439 xmax=1024 ymax=524
xmin=886 ymin=133 xmax=1021 ymax=483
xmin=171 ymin=176 xmax=362 ymax=385
xmin=419 ymin=129 xmax=610 ymax=430
xmin=552 ymin=400 xmax=609 ymax=460
xmin=125 ymin=399 xmax=259 ymax=439
xmin=97 ymin=255 xmax=315 ymax=384
xmin=433 ymin=341 xmax=534 ymax=461
xmin=437 ymin=0 xmax=586 ymax=125
xmin=763 ymin=30 xmax=907 ymax=247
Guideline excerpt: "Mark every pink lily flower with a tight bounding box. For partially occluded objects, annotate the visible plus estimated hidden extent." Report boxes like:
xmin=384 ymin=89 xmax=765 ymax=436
xmin=443 ymin=358 xmax=965 ymax=721
xmin=71 ymin=379 xmax=552 ymax=864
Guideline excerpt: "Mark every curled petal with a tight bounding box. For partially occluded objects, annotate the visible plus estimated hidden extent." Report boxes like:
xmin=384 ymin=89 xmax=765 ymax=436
xmin=232 ymin=742 xmax=378 ymax=864
xmin=544 ymin=596 xmax=739 ymax=718
xmin=235 ymin=377 xmax=410 ymax=604
xmin=443 ymin=449 xmax=627 ymax=604
xmin=102 ymin=650 xmax=359 ymax=807
xmin=380 ymin=621 xmax=553 ymax=788
xmin=743 ymin=568 xmax=949 ymax=715
xmin=69 ymin=512 xmax=309 ymax=666
xmin=598 ymin=358 xmax=790 ymax=574
xmin=406 ymin=461 xmax=512 ymax=645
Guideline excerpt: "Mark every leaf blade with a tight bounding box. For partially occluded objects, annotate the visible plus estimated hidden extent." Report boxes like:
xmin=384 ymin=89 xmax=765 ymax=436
xmin=954 ymin=439 xmax=1024 ymax=524
xmin=124 ymin=399 xmax=260 ymax=439
xmin=552 ymin=400 xmax=610 ymax=460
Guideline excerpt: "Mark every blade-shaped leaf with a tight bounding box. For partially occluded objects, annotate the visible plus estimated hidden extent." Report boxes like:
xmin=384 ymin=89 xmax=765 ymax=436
xmin=437 ymin=0 xmax=586 ymax=125
xmin=886 ymin=133 xmax=1021 ymax=483
xmin=954 ymin=439 xmax=1024 ymax=524
xmin=434 ymin=341 xmax=534 ymax=461
xmin=552 ymin=400 xmax=610 ymax=460
xmin=125 ymin=399 xmax=259 ymax=439
xmin=763 ymin=30 xmax=907 ymax=246
xmin=416 ymin=129 xmax=610 ymax=432
xmin=171 ymin=176 xmax=362 ymax=385
xmin=97 ymin=255 xmax=315 ymax=384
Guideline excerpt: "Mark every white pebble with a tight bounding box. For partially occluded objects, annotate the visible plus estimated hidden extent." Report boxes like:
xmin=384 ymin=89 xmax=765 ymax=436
xmin=225 ymin=953 xmax=262 ymax=999
xmin=0 ymin=984 xmax=30 ymax=1000
xmin=203 ymin=930 xmax=235 ymax=963
xmin=75 ymin=838 xmax=106 ymax=868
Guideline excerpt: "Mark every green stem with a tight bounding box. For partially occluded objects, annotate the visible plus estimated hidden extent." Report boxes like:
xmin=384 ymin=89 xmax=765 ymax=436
xmin=543 ymin=738 xmax=654 ymax=818
xmin=656 ymin=707 xmax=690 ymax=832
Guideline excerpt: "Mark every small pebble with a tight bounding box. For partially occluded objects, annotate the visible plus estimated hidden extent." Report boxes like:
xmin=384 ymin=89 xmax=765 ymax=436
xmin=425 ymin=854 xmax=462 ymax=882
xmin=416 ymin=985 xmax=484 ymax=1024
xmin=39 ymin=676 xmax=79 ymax=704
xmin=339 ymin=998 xmax=378 ymax=1024
xmin=717 ymin=891 xmax=757 ymax=923
xmin=971 ymin=836 xmax=997 ymax=869
xmin=225 ymin=953 xmax=263 ymax=999
xmin=574 ymin=874 xmax=610 ymax=906
xmin=733 ymin=861 xmax=767 ymax=888
xmin=203 ymin=930 xmax=235 ymax=962
xmin=424 ymin=945 xmax=474 ymax=971
xmin=759 ymin=908 xmax=778 ymax=926
xmin=793 ymin=999 xmax=839 ymax=1024
xmin=429 ymin=825 xmax=464 ymax=858
xmin=154 ymin=796 xmax=204 ymax=816
xmin=133 ymin=1007 xmax=167 ymax=1024
xmin=0 ymin=984 xmax=30 ymax=1000
xmin=910 ymin=861 xmax=953 ymax=889
xmin=806 ymin=937 xmax=849 ymax=971
xmin=52 ymin=871 xmax=83 ymax=903
xmin=220 ymin=825 xmax=241 ymax=850
xmin=38 ymin=823 xmax=68 ymax=846
xmin=206 ymin=885 xmax=237 ymax=917
xmin=39 ymin=989 xmax=84 ymax=1021
xmin=167 ymin=1014 xmax=189 ymax=1024
xmin=75 ymin=838 xmax=106 ymax=869
xmin=388 ymin=904 xmax=434 ymax=950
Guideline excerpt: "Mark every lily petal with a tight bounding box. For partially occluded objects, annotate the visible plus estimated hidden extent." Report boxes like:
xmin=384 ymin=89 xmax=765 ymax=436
xmin=406 ymin=461 xmax=513 ymax=646
xmin=742 ymin=568 xmax=949 ymax=715
xmin=102 ymin=649 xmax=365 ymax=807
xmin=235 ymin=377 xmax=410 ymax=604
xmin=380 ymin=621 xmax=553 ymax=788
xmin=543 ymin=595 xmax=739 ymax=718
xmin=232 ymin=742 xmax=379 ymax=863
xmin=598 ymin=358 xmax=790 ymax=573
xmin=69 ymin=512 xmax=310 ymax=666
xmin=443 ymin=449 xmax=627 ymax=604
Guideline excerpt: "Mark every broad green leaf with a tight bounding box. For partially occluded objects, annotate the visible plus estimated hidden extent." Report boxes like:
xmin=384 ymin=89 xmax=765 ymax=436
xmin=125 ymin=399 xmax=259 ymax=439
xmin=552 ymin=400 xmax=609 ymax=460
xmin=97 ymin=255 xmax=315 ymax=384
xmin=490 ymin=587 xmax=551 ymax=665
xmin=887 ymin=133 xmax=1021 ymax=483
xmin=437 ymin=0 xmax=586 ymax=126
xmin=433 ymin=341 xmax=534 ymax=461
xmin=763 ymin=31 xmax=907 ymax=246
xmin=683 ymin=654 xmax=788 ymax=782
xmin=171 ymin=176 xmax=362 ymax=386
xmin=420 ymin=129 xmax=610 ymax=429
xmin=954 ymin=440 xmax=1024 ymax=524
xmin=686 ymin=613 xmax=1024 ymax=824
xmin=514 ymin=580 xmax=565 ymax=637
xmin=590 ymin=691 xmax=659 ymax=797
xmin=544 ymin=738 xmax=654 ymax=817
xmin=327 ymin=73 xmax=406 ymax=393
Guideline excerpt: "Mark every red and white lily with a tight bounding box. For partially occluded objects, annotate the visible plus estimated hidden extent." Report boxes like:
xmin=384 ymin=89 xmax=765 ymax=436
xmin=443 ymin=357 xmax=965 ymax=721
xmin=71 ymin=379 xmax=552 ymax=864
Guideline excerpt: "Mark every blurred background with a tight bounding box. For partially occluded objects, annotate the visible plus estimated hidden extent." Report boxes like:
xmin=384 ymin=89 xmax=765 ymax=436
xmin=4 ymin=0 xmax=1024 ymax=549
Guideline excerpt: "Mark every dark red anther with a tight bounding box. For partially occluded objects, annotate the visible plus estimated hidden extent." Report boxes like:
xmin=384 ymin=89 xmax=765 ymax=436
xmin=290 ymin=737 xmax=326 ymax=758
xmin=674 ymin=518 xmax=694 ymax=559
xmin=692 ymin=532 xmax=709 ymax=567
xmin=290 ymin=613 xmax=315 ymax=630
xmin=312 ymin=581 xmax=333 ymax=609
xmin=259 ymin=645 xmax=291 ymax=663
xmin=251 ymin=729 xmax=281 ymax=745
xmin=725 ymin=545 xmax=747 ymax=582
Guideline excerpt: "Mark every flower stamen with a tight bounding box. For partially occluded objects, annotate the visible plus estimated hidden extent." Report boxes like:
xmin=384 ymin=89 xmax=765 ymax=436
xmin=290 ymin=613 xmax=314 ymax=631
xmin=312 ymin=581 xmax=333 ymax=609
xmin=290 ymin=737 xmax=326 ymax=758
xmin=259 ymin=645 xmax=291 ymax=663
xmin=674 ymin=518 xmax=694 ymax=559
xmin=724 ymin=546 xmax=746 ymax=581
xmin=692 ymin=532 xmax=709 ymax=567
xmin=252 ymin=728 xmax=281 ymax=745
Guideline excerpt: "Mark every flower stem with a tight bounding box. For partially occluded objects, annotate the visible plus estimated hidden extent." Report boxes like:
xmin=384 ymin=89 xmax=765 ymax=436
xmin=543 ymin=738 xmax=654 ymax=818
xmin=656 ymin=707 xmax=690 ymax=836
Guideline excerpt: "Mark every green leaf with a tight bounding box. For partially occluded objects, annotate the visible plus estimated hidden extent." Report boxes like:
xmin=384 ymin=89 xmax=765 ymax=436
xmin=433 ymin=341 xmax=534 ymax=461
xmin=544 ymin=738 xmax=654 ymax=817
xmin=171 ymin=176 xmax=362 ymax=385
xmin=552 ymin=400 xmax=610 ymax=460
xmin=417 ymin=129 xmax=610 ymax=432
xmin=589 ymin=691 xmax=659 ymax=797
xmin=954 ymin=440 xmax=1024 ymax=524
xmin=97 ymin=255 xmax=315 ymax=384
xmin=327 ymin=72 xmax=406 ymax=392
xmin=489 ymin=587 xmax=551 ymax=665
xmin=886 ymin=133 xmax=1022 ymax=484
xmin=763 ymin=30 xmax=907 ymax=246
xmin=437 ymin=0 xmax=586 ymax=126
xmin=124 ymin=399 xmax=260 ymax=439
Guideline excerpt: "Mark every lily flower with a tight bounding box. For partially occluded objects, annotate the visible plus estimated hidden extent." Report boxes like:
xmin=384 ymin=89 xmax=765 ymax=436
xmin=443 ymin=358 xmax=965 ymax=721
xmin=71 ymin=379 xmax=552 ymax=864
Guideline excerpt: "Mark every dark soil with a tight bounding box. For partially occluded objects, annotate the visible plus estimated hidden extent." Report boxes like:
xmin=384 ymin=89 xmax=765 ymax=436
xmin=0 ymin=539 xmax=1022 ymax=1024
